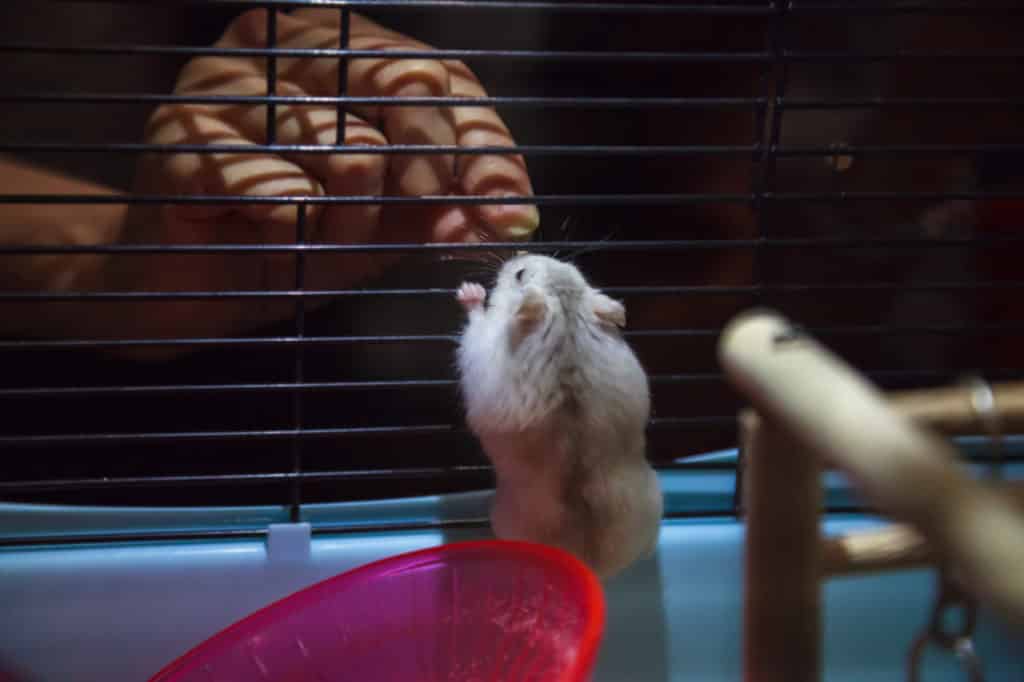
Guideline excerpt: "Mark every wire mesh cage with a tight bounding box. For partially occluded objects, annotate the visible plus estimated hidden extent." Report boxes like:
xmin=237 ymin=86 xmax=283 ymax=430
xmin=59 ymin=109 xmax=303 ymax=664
xmin=2 ymin=1 xmax=1024 ymax=679
xmin=0 ymin=0 xmax=1023 ymax=546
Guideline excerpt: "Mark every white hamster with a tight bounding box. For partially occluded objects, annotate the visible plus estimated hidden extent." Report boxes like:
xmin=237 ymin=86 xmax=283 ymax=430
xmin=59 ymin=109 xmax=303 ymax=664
xmin=455 ymin=253 xmax=662 ymax=579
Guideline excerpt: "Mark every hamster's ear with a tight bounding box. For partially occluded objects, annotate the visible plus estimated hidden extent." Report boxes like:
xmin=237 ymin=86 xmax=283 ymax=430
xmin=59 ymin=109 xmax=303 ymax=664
xmin=591 ymin=292 xmax=626 ymax=329
xmin=515 ymin=288 xmax=548 ymax=326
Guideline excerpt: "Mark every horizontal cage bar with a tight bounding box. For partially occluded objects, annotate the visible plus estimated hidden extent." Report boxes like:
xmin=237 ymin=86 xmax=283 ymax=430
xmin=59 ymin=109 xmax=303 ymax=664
xmin=3 ymin=281 xmax=1024 ymax=303
xmin=0 ymin=43 xmax=774 ymax=63
xmin=5 ymin=236 xmax=1024 ymax=256
xmin=3 ymin=191 xmax=1024 ymax=208
xmin=0 ymin=466 xmax=496 ymax=493
xmin=2 ymin=324 xmax=1024 ymax=352
xmin=0 ymin=417 xmax=734 ymax=447
xmin=0 ymin=380 xmax=459 ymax=398
xmin=1 ymin=448 xmax=1017 ymax=495
xmin=0 ymin=93 xmax=760 ymax=109
xmin=11 ymin=141 xmax=1024 ymax=158
xmin=8 ymin=44 xmax=1024 ymax=64
xmin=0 ymin=193 xmax=751 ymax=206
xmin=777 ymin=143 xmax=1024 ymax=156
xmin=2 ymin=369 xmax=1021 ymax=401
xmin=785 ymin=97 xmax=1024 ymax=110
xmin=55 ymin=1 xmax=776 ymax=16
xmin=0 ymin=462 xmax=733 ymax=495
xmin=0 ymin=143 xmax=756 ymax=157
xmin=783 ymin=50 xmax=1024 ymax=63
xmin=790 ymin=1 xmax=1024 ymax=15
xmin=0 ymin=425 xmax=459 ymax=446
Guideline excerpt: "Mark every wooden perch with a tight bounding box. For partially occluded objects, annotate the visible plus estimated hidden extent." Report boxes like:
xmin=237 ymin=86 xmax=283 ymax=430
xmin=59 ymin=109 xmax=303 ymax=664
xmin=821 ymin=481 xmax=1024 ymax=577
xmin=888 ymin=380 xmax=1024 ymax=435
xmin=740 ymin=412 xmax=822 ymax=682
xmin=719 ymin=309 xmax=1024 ymax=632
xmin=820 ymin=523 xmax=932 ymax=577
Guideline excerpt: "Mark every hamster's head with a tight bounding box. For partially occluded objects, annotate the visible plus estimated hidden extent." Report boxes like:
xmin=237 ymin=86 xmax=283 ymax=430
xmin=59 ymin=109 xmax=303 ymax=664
xmin=489 ymin=254 xmax=626 ymax=333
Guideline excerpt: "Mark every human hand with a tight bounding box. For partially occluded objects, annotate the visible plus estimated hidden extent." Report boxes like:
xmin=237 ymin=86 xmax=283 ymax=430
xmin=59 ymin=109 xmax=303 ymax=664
xmin=118 ymin=8 xmax=538 ymax=340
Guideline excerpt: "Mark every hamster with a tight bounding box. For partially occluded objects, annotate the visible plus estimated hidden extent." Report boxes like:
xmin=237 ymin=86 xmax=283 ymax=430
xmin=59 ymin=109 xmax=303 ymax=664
xmin=454 ymin=253 xmax=663 ymax=579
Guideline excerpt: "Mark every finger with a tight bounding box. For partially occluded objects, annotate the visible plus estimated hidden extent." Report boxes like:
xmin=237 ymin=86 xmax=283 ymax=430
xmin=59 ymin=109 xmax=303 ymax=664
xmin=211 ymin=76 xmax=388 ymax=240
xmin=210 ymin=9 xmax=485 ymax=249
xmin=284 ymin=11 xmax=538 ymax=241
xmin=248 ymin=106 xmax=388 ymax=248
xmin=279 ymin=11 xmax=488 ymax=245
xmin=202 ymin=71 xmax=409 ymax=287
xmin=170 ymin=9 xmax=268 ymax=97
xmin=144 ymin=105 xmax=323 ymax=241
xmin=268 ymin=11 xmax=458 ymax=199
xmin=445 ymin=60 xmax=539 ymax=240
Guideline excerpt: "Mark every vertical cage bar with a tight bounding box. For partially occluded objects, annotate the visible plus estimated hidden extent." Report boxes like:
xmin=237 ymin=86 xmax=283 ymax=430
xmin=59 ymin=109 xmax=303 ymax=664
xmin=758 ymin=0 xmax=792 ymax=311
xmin=758 ymin=0 xmax=792 ymax=296
xmin=265 ymin=8 xmax=278 ymax=145
xmin=336 ymin=7 xmax=352 ymax=147
xmin=289 ymin=204 xmax=308 ymax=523
xmin=736 ymin=0 xmax=791 ymax=516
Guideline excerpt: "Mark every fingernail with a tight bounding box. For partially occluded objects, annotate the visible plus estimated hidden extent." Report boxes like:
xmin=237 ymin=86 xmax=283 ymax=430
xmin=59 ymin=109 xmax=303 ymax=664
xmin=504 ymin=204 xmax=540 ymax=240
xmin=483 ymin=190 xmax=540 ymax=240
xmin=506 ymin=225 xmax=535 ymax=240
xmin=525 ymin=204 xmax=541 ymax=229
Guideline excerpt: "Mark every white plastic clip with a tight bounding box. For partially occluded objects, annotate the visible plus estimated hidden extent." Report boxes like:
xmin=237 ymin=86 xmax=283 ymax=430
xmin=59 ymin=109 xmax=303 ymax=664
xmin=266 ymin=522 xmax=312 ymax=562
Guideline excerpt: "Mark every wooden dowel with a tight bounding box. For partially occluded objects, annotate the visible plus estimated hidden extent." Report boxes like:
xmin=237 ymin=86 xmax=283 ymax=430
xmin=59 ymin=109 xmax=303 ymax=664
xmin=719 ymin=309 xmax=1024 ymax=631
xmin=821 ymin=523 xmax=932 ymax=577
xmin=821 ymin=482 xmax=1024 ymax=577
xmin=889 ymin=380 xmax=1024 ymax=435
xmin=741 ymin=411 xmax=822 ymax=682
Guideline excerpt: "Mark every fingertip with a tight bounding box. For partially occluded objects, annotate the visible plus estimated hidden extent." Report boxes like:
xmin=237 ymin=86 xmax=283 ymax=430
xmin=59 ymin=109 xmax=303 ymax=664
xmin=222 ymin=7 xmax=270 ymax=48
xmin=477 ymin=190 xmax=540 ymax=241
xmin=394 ymin=153 xmax=455 ymax=198
xmin=431 ymin=204 xmax=473 ymax=243
xmin=505 ymin=223 xmax=538 ymax=240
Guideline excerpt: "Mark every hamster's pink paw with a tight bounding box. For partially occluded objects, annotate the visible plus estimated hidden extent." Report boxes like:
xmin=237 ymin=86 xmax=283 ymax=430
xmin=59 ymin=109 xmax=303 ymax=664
xmin=456 ymin=282 xmax=487 ymax=311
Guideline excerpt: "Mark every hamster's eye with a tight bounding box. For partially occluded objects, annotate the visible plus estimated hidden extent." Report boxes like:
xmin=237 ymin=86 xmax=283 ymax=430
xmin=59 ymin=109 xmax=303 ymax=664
xmin=515 ymin=268 xmax=526 ymax=283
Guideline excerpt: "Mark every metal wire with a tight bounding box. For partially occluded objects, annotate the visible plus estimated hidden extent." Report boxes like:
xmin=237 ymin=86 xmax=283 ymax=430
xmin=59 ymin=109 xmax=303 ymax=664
xmin=4 ymin=236 xmax=1024 ymax=255
xmin=3 ymin=280 xmax=1022 ymax=302
xmin=3 ymin=323 xmax=1023 ymax=352
xmin=0 ymin=43 xmax=775 ymax=62
xmin=0 ymin=367 xmax=1020 ymax=400
xmin=789 ymin=2 xmax=1024 ymax=16
xmin=4 ymin=190 xmax=1024 ymax=207
xmin=8 ymin=44 xmax=1024 ymax=63
xmin=0 ymin=416 xmax=733 ymax=447
xmin=63 ymin=1 xmax=777 ymax=14
xmin=0 ymin=143 xmax=756 ymax=156
xmin=0 ymin=93 xmax=756 ymax=107
xmin=739 ymin=0 xmax=790 ymax=516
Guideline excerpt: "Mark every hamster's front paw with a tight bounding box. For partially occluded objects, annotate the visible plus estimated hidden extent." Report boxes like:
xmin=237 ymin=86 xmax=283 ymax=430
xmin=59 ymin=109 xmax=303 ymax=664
xmin=456 ymin=282 xmax=487 ymax=312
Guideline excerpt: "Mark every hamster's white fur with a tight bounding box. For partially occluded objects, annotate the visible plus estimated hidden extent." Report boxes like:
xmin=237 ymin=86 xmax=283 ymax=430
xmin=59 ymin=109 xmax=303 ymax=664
xmin=455 ymin=254 xmax=662 ymax=579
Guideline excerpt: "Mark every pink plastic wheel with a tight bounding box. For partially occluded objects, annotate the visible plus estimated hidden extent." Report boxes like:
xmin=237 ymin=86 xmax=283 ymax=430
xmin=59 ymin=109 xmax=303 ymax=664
xmin=148 ymin=539 xmax=606 ymax=682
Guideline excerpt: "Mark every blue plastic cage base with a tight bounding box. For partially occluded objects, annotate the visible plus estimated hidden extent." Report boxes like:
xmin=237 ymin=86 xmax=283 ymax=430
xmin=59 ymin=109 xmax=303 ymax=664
xmin=1 ymin=449 xmax=1022 ymax=681
xmin=1 ymin=516 xmax=1022 ymax=682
